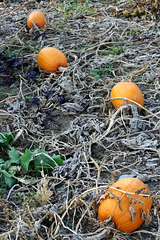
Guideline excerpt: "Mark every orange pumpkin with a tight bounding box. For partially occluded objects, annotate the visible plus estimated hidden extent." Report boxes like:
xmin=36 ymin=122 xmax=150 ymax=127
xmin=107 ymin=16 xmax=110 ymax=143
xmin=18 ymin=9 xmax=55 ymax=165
xmin=27 ymin=10 xmax=46 ymax=29
xmin=98 ymin=177 xmax=152 ymax=233
xmin=110 ymin=82 xmax=144 ymax=109
xmin=38 ymin=47 xmax=67 ymax=73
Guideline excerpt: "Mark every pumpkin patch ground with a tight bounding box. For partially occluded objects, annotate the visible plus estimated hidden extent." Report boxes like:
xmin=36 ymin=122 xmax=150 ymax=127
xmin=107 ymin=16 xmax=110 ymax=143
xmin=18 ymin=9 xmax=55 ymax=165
xmin=0 ymin=0 xmax=159 ymax=239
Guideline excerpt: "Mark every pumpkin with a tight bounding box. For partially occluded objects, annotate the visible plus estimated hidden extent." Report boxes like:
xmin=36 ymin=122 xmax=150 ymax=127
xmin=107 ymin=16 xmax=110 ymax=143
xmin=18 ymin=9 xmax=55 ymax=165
xmin=110 ymin=82 xmax=144 ymax=109
xmin=98 ymin=177 xmax=152 ymax=233
xmin=38 ymin=47 xmax=67 ymax=73
xmin=27 ymin=10 xmax=46 ymax=29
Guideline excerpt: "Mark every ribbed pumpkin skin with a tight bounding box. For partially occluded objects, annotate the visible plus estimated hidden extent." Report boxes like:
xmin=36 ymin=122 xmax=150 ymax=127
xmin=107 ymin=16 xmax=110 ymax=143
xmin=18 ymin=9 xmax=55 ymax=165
xmin=38 ymin=47 xmax=67 ymax=73
xmin=98 ymin=177 xmax=152 ymax=233
xmin=27 ymin=10 xmax=46 ymax=29
xmin=110 ymin=82 xmax=144 ymax=109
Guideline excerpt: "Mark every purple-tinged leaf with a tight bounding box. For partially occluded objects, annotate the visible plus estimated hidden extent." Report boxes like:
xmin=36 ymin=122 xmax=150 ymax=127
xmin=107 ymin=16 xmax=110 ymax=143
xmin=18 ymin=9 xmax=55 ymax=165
xmin=29 ymin=97 xmax=40 ymax=105
xmin=25 ymin=70 xmax=38 ymax=83
xmin=11 ymin=61 xmax=23 ymax=68
xmin=45 ymin=90 xmax=53 ymax=100
xmin=58 ymin=95 xmax=65 ymax=104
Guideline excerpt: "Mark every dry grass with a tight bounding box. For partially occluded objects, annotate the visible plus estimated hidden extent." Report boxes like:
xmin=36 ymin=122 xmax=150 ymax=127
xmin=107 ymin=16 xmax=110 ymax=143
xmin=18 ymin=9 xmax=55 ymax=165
xmin=0 ymin=0 xmax=160 ymax=239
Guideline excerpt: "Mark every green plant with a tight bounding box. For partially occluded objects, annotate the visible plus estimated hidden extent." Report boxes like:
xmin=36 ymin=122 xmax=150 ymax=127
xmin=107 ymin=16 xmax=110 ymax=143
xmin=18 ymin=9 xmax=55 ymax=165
xmin=13 ymin=193 xmax=25 ymax=198
xmin=6 ymin=49 xmax=16 ymax=55
xmin=13 ymin=192 xmax=36 ymax=199
xmin=0 ymin=132 xmax=14 ymax=146
xmin=148 ymin=78 xmax=155 ymax=83
xmin=108 ymin=45 xmax=123 ymax=55
xmin=0 ymin=132 xmax=63 ymax=188
xmin=130 ymin=28 xmax=141 ymax=39
xmin=99 ymin=45 xmax=123 ymax=56
xmin=135 ymin=77 xmax=141 ymax=82
xmin=78 ymin=44 xmax=89 ymax=50
xmin=62 ymin=0 xmax=95 ymax=18
xmin=0 ymin=187 xmax=6 ymax=194
xmin=90 ymin=64 xmax=116 ymax=80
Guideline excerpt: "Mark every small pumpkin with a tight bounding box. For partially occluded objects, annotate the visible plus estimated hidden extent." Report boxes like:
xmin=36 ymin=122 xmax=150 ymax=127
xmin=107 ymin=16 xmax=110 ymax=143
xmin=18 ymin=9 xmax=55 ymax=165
xmin=98 ymin=177 xmax=152 ymax=233
xmin=110 ymin=82 xmax=144 ymax=109
xmin=38 ymin=47 xmax=67 ymax=73
xmin=27 ymin=10 xmax=46 ymax=29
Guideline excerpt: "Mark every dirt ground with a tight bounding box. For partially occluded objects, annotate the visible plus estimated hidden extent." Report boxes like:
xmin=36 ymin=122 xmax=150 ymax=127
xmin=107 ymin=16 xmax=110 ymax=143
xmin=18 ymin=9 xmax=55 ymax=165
xmin=0 ymin=0 xmax=160 ymax=239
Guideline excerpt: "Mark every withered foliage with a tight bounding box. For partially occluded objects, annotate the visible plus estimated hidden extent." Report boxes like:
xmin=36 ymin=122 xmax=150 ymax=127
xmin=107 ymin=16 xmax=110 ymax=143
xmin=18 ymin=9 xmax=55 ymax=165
xmin=0 ymin=0 xmax=159 ymax=239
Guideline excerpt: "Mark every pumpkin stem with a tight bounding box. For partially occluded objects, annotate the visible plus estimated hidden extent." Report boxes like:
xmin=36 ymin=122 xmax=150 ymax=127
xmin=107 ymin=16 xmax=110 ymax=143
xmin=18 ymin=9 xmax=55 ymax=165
xmin=57 ymin=66 xmax=67 ymax=72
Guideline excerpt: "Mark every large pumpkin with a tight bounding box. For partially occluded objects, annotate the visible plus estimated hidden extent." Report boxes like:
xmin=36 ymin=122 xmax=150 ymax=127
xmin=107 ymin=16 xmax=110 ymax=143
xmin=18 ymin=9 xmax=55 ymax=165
xmin=110 ymin=82 xmax=144 ymax=109
xmin=98 ymin=177 xmax=152 ymax=232
xmin=27 ymin=10 xmax=46 ymax=29
xmin=38 ymin=47 xmax=67 ymax=73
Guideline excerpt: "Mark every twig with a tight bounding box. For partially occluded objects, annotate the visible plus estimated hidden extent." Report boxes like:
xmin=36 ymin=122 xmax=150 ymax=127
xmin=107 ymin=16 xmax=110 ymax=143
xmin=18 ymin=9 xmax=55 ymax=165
xmin=0 ymin=229 xmax=17 ymax=238
xmin=110 ymin=97 xmax=160 ymax=120
xmin=93 ymin=105 xmax=128 ymax=143
xmin=6 ymin=184 xmax=20 ymax=201
xmin=54 ymin=199 xmax=76 ymax=235
xmin=82 ymin=228 xmax=109 ymax=240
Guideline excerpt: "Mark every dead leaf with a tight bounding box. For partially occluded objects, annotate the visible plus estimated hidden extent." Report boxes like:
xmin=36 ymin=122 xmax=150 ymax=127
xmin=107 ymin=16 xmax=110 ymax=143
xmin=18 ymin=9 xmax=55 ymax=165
xmin=154 ymin=201 xmax=160 ymax=216
xmin=129 ymin=204 xmax=136 ymax=221
xmin=4 ymin=97 xmax=15 ymax=103
xmin=145 ymin=211 xmax=152 ymax=226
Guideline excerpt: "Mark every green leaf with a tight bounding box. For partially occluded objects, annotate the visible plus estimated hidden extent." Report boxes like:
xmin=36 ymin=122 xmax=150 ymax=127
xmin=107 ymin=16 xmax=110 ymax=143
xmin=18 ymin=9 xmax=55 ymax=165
xmin=0 ymin=132 xmax=14 ymax=146
xmin=4 ymin=160 xmax=11 ymax=167
xmin=8 ymin=166 xmax=20 ymax=176
xmin=34 ymin=151 xmax=63 ymax=173
xmin=1 ymin=169 xmax=12 ymax=178
xmin=52 ymin=155 xmax=63 ymax=165
xmin=4 ymin=175 xmax=17 ymax=188
xmin=9 ymin=147 xmax=20 ymax=164
xmin=0 ymin=169 xmax=16 ymax=188
xmin=0 ymin=163 xmax=6 ymax=171
xmin=21 ymin=149 xmax=34 ymax=172
xmin=95 ymin=75 xmax=99 ymax=80
xmin=13 ymin=176 xmax=37 ymax=185
xmin=0 ymin=159 xmax=5 ymax=164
